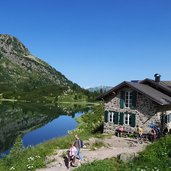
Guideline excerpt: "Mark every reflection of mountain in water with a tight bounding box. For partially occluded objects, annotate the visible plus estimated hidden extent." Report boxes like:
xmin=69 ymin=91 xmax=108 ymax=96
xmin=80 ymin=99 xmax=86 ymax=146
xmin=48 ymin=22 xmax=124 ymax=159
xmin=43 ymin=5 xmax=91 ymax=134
xmin=0 ymin=102 xmax=87 ymax=153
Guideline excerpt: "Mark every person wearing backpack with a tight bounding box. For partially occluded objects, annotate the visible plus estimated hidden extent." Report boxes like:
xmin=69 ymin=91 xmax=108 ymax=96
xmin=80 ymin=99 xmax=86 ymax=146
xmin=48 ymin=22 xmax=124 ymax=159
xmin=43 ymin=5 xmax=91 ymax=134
xmin=151 ymin=128 xmax=157 ymax=143
xmin=74 ymin=135 xmax=83 ymax=161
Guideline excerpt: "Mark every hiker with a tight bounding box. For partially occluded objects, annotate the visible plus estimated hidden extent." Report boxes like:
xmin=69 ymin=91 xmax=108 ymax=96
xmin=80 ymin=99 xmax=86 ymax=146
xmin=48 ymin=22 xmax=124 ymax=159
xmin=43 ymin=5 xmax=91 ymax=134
xmin=151 ymin=128 xmax=157 ymax=143
xmin=116 ymin=125 xmax=124 ymax=137
xmin=153 ymin=126 xmax=160 ymax=139
xmin=136 ymin=125 xmax=144 ymax=143
xmin=68 ymin=142 xmax=77 ymax=168
xmin=75 ymin=135 xmax=83 ymax=160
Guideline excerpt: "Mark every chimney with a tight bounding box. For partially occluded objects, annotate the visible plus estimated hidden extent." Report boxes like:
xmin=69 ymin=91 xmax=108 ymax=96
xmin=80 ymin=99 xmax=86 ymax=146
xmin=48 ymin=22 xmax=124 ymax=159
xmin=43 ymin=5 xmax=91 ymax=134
xmin=154 ymin=73 xmax=161 ymax=83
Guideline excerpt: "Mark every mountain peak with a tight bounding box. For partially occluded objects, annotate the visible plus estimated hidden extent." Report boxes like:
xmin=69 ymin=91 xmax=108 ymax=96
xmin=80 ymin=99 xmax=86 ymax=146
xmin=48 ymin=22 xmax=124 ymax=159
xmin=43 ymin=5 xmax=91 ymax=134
xmin=87 ymin=85 xmax=112 ymax=92
xmin=0 ymin=34 xmax=83 ymax=95
xmin=0 ymin=34 xmax=30 ymax=56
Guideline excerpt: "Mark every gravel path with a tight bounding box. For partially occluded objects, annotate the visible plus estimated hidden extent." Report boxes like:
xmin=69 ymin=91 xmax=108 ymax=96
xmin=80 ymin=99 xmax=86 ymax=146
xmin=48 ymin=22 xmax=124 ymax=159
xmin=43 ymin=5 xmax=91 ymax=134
xmin=36 ymin=136 xmax=149 ymax=171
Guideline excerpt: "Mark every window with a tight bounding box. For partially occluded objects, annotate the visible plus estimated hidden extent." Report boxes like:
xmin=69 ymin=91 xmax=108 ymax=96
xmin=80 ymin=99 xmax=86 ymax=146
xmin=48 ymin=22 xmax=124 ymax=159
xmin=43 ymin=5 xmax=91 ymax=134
xmin=118 ymin=112 xmax=136 ymax=127
xmin=165 ymin=113 xmax=171 ymax=123
xmin=124 ymin=113 xmax=131 ymax=125
xmin=120 ymin=90 xmax=137 ymax=109
xmin=168 ymin=114 xmax=171 ymax=122
xmin=124 ymin=113 xmax=129 ymax=125
xmin=104 ymin=111 xmax=118 ymax=123
xmin=108 ymin=111 xmax=115 ymax=122
xmin=125 ymin=91 xmax=133 ymax=108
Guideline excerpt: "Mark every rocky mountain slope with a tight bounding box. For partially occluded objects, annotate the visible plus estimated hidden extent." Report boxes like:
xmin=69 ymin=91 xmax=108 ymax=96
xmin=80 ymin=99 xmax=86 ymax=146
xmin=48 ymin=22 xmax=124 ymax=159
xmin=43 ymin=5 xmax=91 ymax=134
xmin=0 ymin=34 xmax=87 ymax=101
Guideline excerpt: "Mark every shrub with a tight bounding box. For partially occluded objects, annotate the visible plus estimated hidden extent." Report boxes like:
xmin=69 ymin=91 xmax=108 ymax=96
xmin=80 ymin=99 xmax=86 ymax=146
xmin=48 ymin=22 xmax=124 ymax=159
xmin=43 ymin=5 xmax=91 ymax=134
xmin=90 ymin=140 xmax=107 ymax=150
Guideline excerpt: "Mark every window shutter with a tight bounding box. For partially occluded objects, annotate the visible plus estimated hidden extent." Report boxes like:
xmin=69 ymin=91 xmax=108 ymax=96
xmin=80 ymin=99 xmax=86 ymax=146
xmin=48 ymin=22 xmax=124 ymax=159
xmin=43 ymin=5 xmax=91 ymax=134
xmin=130 ymin=113 xmax=136 ymax=127
xmin=104 ymin=111 xmax=108 ymax=122
xmin=164 ymin=115 xmax=167 ymax=124
xmin=120 ymin=112 xmax=124 ymax=125
xmin=120 ymin=91 xmax=125 ymax=109
xmin=114 ymin=112 xmax=118 ymax=124
xmin=131 ymin=91 xmax=137 ymax=108
xmin=161 ymin=115 xmax=165 ymax=124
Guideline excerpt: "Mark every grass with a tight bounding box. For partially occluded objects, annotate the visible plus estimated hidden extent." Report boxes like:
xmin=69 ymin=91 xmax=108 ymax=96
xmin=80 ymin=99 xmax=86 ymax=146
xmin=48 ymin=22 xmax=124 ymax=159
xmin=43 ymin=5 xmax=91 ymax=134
xmin=0 ymin=135 xmax=76 ymax=171
xmin=90 ymin=140 xmax=107 ymax=150
xmin=127 ymin=135 xmax=171 ymax=171
xmin=75 ymin=158 xmax=123 ymax=171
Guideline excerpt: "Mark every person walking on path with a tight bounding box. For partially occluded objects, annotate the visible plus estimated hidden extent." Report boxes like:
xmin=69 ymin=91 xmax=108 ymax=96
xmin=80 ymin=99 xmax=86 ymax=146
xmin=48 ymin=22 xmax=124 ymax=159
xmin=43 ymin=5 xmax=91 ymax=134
xmin=67 ymin=142 xmax=77 ymax=168
xmin=136 ymin=125 xmax=144 ymax=144
xmin=75 ymin=135 xmax=83 ymax=160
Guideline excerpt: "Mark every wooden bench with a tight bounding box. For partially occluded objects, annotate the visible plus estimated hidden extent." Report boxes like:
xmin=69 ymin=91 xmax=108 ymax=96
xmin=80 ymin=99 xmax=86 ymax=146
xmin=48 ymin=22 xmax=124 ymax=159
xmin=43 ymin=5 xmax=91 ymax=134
xmin=115 ymin=130 xmax=134 ymax=138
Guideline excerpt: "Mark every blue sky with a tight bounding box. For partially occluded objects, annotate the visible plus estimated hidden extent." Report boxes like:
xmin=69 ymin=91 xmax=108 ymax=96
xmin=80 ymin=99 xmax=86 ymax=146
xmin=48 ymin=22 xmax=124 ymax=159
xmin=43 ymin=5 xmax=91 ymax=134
xmin=1 ymin=0 xmax=171 ymax=88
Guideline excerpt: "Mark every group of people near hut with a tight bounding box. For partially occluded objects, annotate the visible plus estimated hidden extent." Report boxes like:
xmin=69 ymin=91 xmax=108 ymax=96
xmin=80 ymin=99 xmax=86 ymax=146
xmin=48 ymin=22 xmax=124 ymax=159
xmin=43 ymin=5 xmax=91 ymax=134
xmin=67 ymin=135 xmax=83 ymax=168
xmin=116 ymin=124 xmax=160 ymax=143
xmin=136 ymin=125 xmax=160 ymax=143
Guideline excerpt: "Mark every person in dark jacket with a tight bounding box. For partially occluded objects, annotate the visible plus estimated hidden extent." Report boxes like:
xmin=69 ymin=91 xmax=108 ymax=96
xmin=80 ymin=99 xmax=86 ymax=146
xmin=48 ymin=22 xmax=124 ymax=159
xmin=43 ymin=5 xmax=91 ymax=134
xmin=74 ymin=135 xmax=83 ymax=160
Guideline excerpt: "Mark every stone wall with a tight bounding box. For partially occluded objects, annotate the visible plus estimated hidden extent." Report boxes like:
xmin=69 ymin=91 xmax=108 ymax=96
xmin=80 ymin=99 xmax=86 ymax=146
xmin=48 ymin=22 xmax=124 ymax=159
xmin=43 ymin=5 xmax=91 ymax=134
xmin=104 ymin=93 xmax=120 ymax=111
xmin=136 ymin=93 xmax=161 ymax=128
xmin=103 ymin=90 xmax=161 ymax=134
xmin=103 ymin=122 xmax=116 ymax=134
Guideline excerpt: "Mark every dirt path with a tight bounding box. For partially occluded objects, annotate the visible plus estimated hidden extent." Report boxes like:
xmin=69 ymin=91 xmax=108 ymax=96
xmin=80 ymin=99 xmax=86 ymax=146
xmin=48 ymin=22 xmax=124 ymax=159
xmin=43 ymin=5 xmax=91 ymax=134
xmin=36 ymin=136 xmax=149 ymax=171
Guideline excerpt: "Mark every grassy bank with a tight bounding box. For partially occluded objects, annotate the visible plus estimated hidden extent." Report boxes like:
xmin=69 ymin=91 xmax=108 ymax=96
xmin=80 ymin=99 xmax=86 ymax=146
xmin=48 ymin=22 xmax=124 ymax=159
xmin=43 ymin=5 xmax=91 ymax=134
xmin=0 ymin=103 xmax=104 ymax=171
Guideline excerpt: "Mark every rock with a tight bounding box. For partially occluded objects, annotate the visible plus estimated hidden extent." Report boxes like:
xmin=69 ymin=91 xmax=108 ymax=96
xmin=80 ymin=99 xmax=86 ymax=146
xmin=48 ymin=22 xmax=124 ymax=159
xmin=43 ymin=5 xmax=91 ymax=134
xmin=128 ymin=142 xmax=137 ymax=147
xmin=117 ymin=152 xmax=136 ymax=163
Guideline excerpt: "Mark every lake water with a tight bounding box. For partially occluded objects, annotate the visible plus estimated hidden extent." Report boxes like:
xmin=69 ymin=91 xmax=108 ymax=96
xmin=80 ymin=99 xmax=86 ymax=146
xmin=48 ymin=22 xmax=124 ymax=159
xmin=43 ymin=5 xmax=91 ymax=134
xmin=22 ymin=112 xmax=83 ymax=147
xmin=0 ymin=102 xmax=87 ymax=157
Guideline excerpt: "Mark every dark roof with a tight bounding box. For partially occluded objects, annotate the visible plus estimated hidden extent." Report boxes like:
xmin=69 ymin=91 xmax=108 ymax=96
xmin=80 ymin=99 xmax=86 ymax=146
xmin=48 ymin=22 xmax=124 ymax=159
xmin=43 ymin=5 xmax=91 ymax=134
xmin=127 ymin=82 xmax=171 ymax=105
xmin=160 ymin=81 xmax=171 ymax=89
xmin=140 ymin=79 xmax=171 ymax=96
xmin=97 ymin=81 xmax=171 ymax=106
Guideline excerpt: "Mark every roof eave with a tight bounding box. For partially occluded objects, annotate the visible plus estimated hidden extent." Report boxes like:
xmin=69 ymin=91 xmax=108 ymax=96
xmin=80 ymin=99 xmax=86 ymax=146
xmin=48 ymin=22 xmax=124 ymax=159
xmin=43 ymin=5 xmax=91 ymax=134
xmin=97 ymin=81 xmax=171 ymax=106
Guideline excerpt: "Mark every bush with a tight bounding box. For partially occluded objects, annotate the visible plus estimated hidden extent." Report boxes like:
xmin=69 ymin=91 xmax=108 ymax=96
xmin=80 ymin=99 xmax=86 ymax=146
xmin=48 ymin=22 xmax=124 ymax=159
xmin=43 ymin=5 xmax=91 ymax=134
xmin=127 ymin=135 xmax=171 ymax=171
xmin=90 ymin=140 xmax=107 ymax=150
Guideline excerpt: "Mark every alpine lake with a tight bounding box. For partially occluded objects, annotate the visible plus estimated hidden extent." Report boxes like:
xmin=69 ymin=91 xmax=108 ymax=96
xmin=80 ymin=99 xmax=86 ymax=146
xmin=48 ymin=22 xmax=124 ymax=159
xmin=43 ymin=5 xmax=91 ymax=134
xmin=0 ymin=101 xmax=89 ymax=157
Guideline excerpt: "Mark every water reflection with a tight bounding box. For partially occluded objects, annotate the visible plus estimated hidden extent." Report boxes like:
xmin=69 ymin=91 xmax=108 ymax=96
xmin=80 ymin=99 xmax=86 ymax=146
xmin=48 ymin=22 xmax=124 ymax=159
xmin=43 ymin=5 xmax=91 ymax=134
xmin=22 ymin=112 xmax=83 ymax=147
xmin=0 ymin=101 xmax=88 ymax=156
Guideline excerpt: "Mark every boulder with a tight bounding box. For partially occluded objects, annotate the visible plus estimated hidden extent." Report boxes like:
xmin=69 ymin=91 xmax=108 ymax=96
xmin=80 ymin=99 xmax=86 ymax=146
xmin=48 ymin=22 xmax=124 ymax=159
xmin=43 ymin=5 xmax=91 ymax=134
xmin=117 ymin=152 xmax=136 ymax=163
